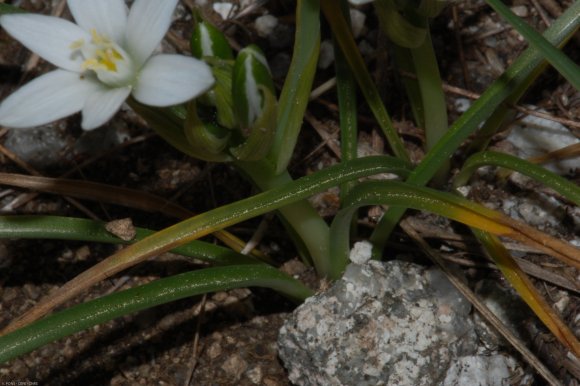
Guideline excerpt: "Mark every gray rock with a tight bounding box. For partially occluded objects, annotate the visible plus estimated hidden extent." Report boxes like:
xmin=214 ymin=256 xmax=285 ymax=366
xmin=278 ymin=260 xmax=478 ymax=386
xmin=4 ymin=125 xmax=68 ymax=168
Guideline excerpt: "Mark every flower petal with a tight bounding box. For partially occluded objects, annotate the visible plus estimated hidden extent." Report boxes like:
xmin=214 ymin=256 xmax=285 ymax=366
xmin=132 ymin=54 xmax=214 ymax=107
xmin=125 ymin=0 xmax=179 ymax=66
xmin=67 ymin=0 xmax=128 ymax=43
xmin=0 ymin=70 xmax=100 ymax=128
xmin=81 ymin=86 xmax=131 ymax=130
xmin=0 ymin=14 xmax=89 ymax=72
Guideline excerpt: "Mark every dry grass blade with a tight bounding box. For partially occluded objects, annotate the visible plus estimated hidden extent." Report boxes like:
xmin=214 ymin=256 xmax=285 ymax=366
xmin=400 ymin=219 xmax=564 ymax=386
xmin=0 ymin=172 xmax=256 ymax=255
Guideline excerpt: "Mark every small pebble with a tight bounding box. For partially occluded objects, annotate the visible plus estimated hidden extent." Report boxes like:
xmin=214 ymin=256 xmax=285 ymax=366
xmin=255 ymin=15 xmax=278 ymax=38
xmin=213 ymin=2 xmax=237 ymax=19
xmin=510 ymin=6 xmax=528 ymax=17
xmin=349 ymin=241 xmax=373 ymax=265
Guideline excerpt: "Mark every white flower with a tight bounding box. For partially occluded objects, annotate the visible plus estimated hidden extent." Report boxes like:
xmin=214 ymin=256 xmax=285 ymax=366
xmin=0 ymin=0 xmax=215 ymax=130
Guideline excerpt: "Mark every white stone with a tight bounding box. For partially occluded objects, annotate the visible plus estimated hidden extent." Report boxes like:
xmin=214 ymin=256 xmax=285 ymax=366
xmin=507 ymin=110 xmax=580 ymax=174
xmin=318 ymin=39 xmax=335 ymax=69
xmin=213 ymin=2 xmax=237 ymax=20
xmin=454 ymin=97 xmax=471 ymax=113
xmin=349 ymin=9 xmax=366 ymax=38
xmin=349 ymin=241 xmax=373 ymax=264
xmin=254 ymin=15 xmax=278 ymax=38
xmin=443 ymin=355 xmax=521 ymax=386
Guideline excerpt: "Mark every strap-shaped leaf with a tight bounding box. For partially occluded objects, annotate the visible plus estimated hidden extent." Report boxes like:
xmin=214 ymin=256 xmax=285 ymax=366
xmin=370 ymin=1 xmax=580 ymax=251
xmin=0 ymin=264 xmax=313 ymax=364
xmin=474 ymin=229 xmax=580 ymax=356
xmin=0 ymin=215 xmax=258 ymax=265
xmin=485 ymin=0 xmax=580 ymax=91
xmin=1 ymin=156 xmax=410 ymax=334
xmin=330 ymin=180 xmax=580 ymax=279
xmin=454 ymin=151 xmax=580 ymax=205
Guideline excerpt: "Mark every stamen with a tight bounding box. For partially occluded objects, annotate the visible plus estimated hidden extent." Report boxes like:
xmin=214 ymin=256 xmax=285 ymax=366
xmin=70 ymin=28 xmax=134 ymax=86
xmin=90 ymin=29 xmax=110 ymax=45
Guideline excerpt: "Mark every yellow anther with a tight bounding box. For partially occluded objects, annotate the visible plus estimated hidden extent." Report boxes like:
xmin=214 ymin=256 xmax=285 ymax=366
xmin=81 ymin=58 xmax=106 ymax=71
xmin=90 ymin=29 xmax=110 ymax=45
xmin=71 ymin=28 xmax=133 ymax=85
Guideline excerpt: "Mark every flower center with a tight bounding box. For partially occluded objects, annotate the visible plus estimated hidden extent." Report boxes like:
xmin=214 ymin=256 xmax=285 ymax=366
xmin=70 ymin=30 xmax=135 ymax=87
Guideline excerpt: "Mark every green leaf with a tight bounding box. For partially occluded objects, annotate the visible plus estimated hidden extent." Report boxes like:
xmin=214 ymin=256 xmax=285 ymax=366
xmin=370 ymin=1 xmax=580 ymax=252
xmin=0 ymin=4 xmax=23 ymax=14
xmin=331 ymin=180 xmax=580 ymax=279
xmin=375 ymin=0 xmax=427 ymax=48
xmin=0 ymin=264 xmax=313 ymax=364
xmin=1 ymin=156 xmax=410 ymax=334
xmin=230 ymin=45 xmax=277 ymax=161
xmin=485 ymin=0 xmax=580 ymax=91
xmin=184 ymin=100 xmax=233 ymax=162
xmin=321 ymin=0 xmax=411 ymax=165
xmin=269 ymin=0 xmax=320 ymax=173
xmin=190 ymin=20 xmax=234 ymax=60
xmin=453 ymin=151 xmax=580 ymax=205
xmin=0 ymin=215 xmax=258 ymax=265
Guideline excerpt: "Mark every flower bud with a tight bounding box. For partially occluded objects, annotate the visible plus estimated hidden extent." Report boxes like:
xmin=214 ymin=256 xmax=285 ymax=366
xmin=229 ymin=45 xmax=277 ymax=160
xmin=190 ymin=20 xmax=233 ymax=60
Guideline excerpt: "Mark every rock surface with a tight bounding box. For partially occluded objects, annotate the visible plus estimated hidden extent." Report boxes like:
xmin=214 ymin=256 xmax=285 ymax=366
xmin=278 ymin=260 xmax=481 ymax=386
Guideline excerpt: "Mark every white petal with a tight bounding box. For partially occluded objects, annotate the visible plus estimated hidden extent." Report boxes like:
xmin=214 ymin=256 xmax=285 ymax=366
xmin=0 ymin=14 xmax=89 ymax=72
xmin=0 ymin=70 xmax=99 ymax=128
xmin=67 ymin=0 xmax=128 ymax=43
xmin=125 ymin=0 xmax=179 ymax=66
xmin=81 ymin=86 xmax=131 ymax=130
xmin=132 ymin=55 xmax=214 ymax=107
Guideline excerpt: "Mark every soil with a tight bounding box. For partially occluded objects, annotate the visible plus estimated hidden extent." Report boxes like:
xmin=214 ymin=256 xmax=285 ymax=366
xmin=0 ymin=0 xmax=578 ymax=385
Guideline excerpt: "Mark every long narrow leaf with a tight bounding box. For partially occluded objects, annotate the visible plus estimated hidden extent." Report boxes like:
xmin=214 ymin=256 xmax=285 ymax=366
xmin=0 ymin=215 xmax=257 ymax=265
xmin=453 ymin=151 xmax=580 ymax=205
xmin=0 ymin=264 xmax=313 ymax=364
xmin=320 ymin=0 xmax=411 ymax=164
xmin=485 ymin=0 xmax=580 ymax=90
xmin=370 ymin=2 xmax=580 ymax=252
xmin=335 ymin=0 xmax=359 ymax=202
xmin=1 ymin=156 xmax=410 ymax=334
xmin=269 ymin=0 xmax=320 ymax=173
xmin=474 ymin=229 xmax=580 ymax=356
xmin=0 ymin=172 xmax=249 ymax=254
xmin=330 ymin=180 xmax=580 ymax=279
